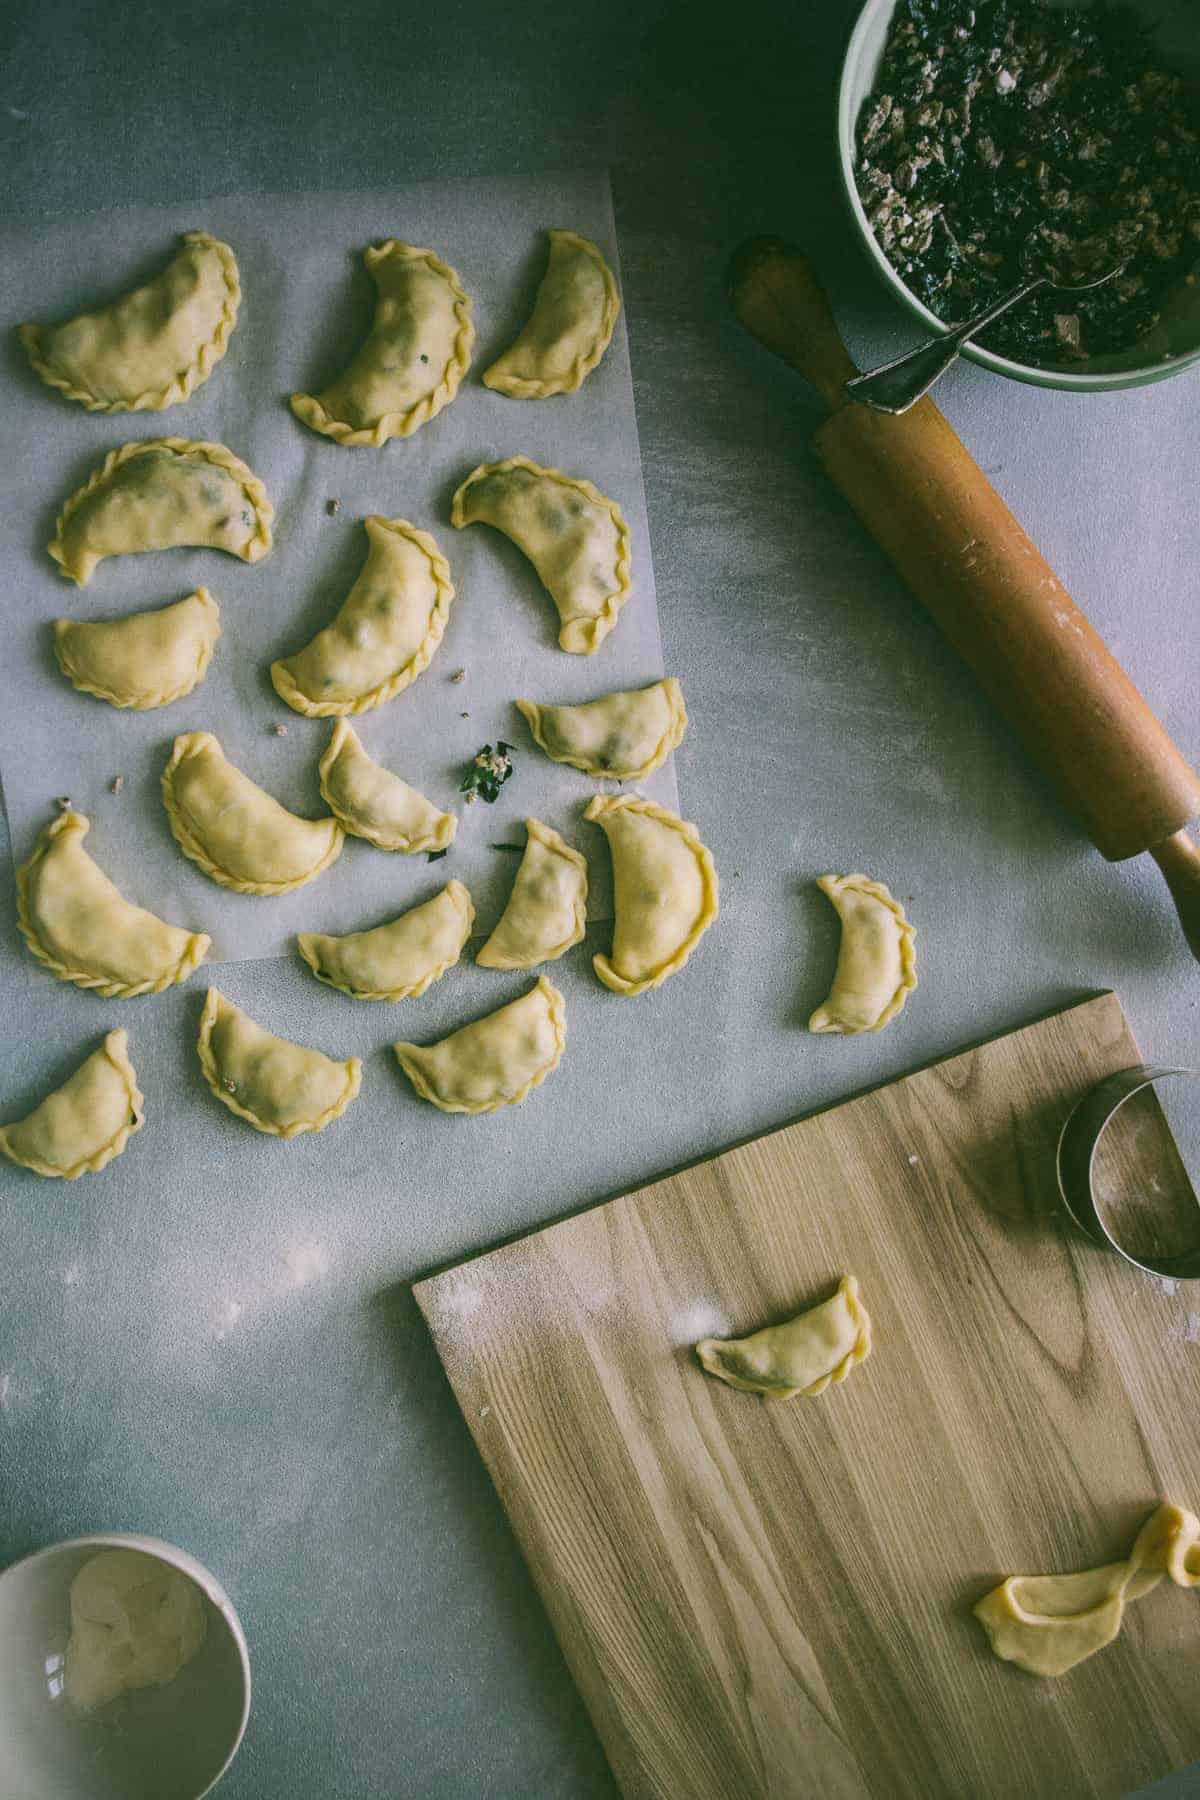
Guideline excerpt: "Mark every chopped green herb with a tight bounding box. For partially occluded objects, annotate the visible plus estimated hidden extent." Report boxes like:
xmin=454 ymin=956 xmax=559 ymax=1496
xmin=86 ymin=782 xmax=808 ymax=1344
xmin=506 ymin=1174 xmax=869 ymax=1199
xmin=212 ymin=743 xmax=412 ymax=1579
xmin=461 ymin=741 xmax=514 ymax=805
xmin=489 ymin=841 xmax=525 ymax=854
xmin=427 ymin=848 xmax=449 ymax=863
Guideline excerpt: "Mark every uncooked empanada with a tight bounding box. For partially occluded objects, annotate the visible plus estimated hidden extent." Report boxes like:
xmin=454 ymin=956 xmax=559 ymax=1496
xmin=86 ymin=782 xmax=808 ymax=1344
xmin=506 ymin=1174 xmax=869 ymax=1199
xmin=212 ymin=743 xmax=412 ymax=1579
xmin=0 ymin=1029 xmax=144 ymax=1179
xmin=298 ymin=881 xmax=474 ymax=1002
xmin=291 ymin=240 xmax=474 ymax=447
xmin=975 ymin=1502 xmax=1200 ymax=1678
xmin=809 ymin=873 xmax=916 ymax=1035
xmin=585 ymin=795 xmax=718 ymax=995
xmin=271 ymin=516 xmax=453 ymax=717
xmin=477 ymin=819 xmax=587 ymax=970
xmin=53 ymin=589 xmax=220 ymax=710
xmin=162 ymin=731 xmax=343 ymax=895
xmin=49 ymin=439 xmax=273 ymax=587
xmin=317 ymin=720 xmax=455 ymax=853
xmin=17 ymin=810 xmax=209 ymax=999
xmin=696 ymin=1277 xmax=871 ymax=1400
xmin=198 ymin=989 xmax=361 ymax=1138
xmin=451 ymin=457 xmax=631 ymax=654
xmin=483 ymin=229 xmax=619 ymax=399
xmin=394 ymin=975 xmax=566 ymax=1115
xmin=20 ymin=232 xmax=240 ymax=413
xmin=517 ymin=677 xmax=686 ymax=780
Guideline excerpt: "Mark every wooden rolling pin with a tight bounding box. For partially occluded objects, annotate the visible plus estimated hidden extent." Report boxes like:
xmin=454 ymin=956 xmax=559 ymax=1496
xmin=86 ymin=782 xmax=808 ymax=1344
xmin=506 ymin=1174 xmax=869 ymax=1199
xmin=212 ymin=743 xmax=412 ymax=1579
xmin=731 ymin=237 xmax=1200 ymax=962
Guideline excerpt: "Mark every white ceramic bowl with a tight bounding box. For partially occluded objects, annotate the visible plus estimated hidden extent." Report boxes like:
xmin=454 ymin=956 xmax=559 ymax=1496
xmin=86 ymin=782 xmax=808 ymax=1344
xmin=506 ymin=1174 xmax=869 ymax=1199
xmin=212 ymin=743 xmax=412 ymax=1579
xmin=0 ymin=1534 xmax=250 ymax=1800
xmin=838 ymin=0 xmax=1200 ymax=392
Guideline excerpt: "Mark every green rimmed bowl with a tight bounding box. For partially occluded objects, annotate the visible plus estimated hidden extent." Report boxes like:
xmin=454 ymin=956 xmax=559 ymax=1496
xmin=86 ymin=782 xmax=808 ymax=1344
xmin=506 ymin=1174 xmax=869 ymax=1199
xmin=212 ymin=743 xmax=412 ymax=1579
xmin=837 ymin=0 xmax=1200 ymax=392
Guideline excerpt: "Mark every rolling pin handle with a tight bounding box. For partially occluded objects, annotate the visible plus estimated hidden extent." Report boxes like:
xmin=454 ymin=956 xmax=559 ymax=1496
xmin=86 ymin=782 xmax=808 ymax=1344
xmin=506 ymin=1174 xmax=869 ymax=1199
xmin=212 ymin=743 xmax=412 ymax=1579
xmin=728 ymin=237 xmax=859 ymax=412
xmin=1149 ymin=831 xmax=1200 ymax=965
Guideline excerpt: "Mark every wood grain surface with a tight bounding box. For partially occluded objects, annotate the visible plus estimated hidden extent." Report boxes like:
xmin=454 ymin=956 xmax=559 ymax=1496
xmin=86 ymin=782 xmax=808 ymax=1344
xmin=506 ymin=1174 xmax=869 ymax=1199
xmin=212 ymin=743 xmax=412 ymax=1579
xmin=416 ymin=994 xmax=1200 ymax=1800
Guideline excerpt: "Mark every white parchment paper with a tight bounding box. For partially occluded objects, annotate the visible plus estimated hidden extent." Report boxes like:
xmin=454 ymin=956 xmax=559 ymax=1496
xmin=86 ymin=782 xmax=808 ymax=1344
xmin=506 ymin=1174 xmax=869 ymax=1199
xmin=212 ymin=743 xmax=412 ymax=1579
xmin=0 ymin=171 xmax=673 ymax=964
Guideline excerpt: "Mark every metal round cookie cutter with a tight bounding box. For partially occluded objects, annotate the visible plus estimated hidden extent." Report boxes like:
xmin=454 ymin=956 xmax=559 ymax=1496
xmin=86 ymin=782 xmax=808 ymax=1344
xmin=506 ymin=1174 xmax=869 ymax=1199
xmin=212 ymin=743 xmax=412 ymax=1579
xmin=1057 ymin=1065 xmax=1200 ymax=1279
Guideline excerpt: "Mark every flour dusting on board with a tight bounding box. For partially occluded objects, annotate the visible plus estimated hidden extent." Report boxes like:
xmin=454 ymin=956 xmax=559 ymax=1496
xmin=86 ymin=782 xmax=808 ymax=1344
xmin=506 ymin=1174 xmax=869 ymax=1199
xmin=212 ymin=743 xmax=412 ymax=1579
xmin=670 ymin=1301 xmax=731 ymax=1346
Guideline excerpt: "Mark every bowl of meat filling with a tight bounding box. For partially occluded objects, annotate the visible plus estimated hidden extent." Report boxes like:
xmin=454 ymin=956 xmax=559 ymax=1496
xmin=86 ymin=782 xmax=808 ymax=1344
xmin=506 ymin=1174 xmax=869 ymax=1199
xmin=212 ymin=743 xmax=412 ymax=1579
xmin=838 ymin=0 xmax=1200 ymax=390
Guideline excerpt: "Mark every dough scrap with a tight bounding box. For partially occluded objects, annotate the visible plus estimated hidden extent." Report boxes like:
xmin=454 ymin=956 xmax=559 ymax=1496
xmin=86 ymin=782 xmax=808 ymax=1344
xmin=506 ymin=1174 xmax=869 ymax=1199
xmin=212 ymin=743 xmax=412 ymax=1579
xmin=49 ymin=438 xmax=273 ymax=587
xmin=451 ymin=456 xmax=631 ymax=655
xmin=0 ymin=1029 xmax=144 ymax=1180
xmin=162 ymin=730 xmax=343 ymax=895
xmin=53 ymin=588 xmax=220 ymax=710
xmin=975 ymin=1502 xmax=1200 ymax=1677
xmin=17 ymin=810 xmax=209 ymax=998
xmin=291 ymin=240 xmax=474 ymax=446
xmin=317 ymin=719 xmax=456 ymax=853
xmin=271 ymin=516 xmax=453 ymax=717
xmin=198 ymin=988 xmax=362 ymax=1138
xmin=483 ymin=229 xmax=620 ymax=399
xmin=696 ymin=1276 xmax=872 ymax=1399
xmin=809 ymin=872 xmax=916 ymax=1036
xmin=20 ymin=232 xmax=240 ymax=414
xmin=517 ymin=677 xmax=686 ymax=780
xmin=585 ymin=794 xmax=718 ymax=995
xmin=394 ymin=975 xmax=566 ymax=1114
xmin=477 ymin=818 xmax=587 ymax=970
xmin=64 ymin=1549 xmax=207 ymax=1711
xmin=298 ymin=881 xmax=474 ymax=1002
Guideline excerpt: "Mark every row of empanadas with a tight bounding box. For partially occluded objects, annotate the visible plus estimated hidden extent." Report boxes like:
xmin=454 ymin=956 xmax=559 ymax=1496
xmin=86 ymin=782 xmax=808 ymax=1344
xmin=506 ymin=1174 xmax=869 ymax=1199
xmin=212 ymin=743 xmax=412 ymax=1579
xmin=12 ymin=732 xmax=459 ymax=999
xmin=46 ymin=465 xmax=633 ymax=673
xmin=0 ymin=974 xmax=570 ymax=1177
xmin=23 ymin=228 xmax=619 ymax=425
xmin=295 ymin=798 xmax=716 ymax=1003
xmin=13 ymin=780 xmax=717 ymax=1005
xmin=295 ymin=820 xmax=589 ymax=1005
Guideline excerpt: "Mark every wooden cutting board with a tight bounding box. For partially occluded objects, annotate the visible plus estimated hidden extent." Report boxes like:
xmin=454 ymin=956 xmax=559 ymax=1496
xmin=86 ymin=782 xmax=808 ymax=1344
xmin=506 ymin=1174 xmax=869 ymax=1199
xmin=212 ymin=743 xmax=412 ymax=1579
xmin=415 ymin=994 xmax=1200 ymax=1800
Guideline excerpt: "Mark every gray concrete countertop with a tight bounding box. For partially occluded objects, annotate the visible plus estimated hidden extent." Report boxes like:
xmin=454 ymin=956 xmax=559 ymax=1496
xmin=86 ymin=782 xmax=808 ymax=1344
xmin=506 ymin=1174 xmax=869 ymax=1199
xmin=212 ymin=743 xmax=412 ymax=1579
xmin=3 ymin=2 xmax=1198 ymax=1795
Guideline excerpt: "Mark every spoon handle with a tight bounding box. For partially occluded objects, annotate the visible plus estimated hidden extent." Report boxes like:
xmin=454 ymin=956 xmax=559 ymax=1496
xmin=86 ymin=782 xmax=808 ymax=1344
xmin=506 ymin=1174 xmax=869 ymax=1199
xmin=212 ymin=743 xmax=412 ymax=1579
xmin=845 ymin=277 xmax=1045 ymax=414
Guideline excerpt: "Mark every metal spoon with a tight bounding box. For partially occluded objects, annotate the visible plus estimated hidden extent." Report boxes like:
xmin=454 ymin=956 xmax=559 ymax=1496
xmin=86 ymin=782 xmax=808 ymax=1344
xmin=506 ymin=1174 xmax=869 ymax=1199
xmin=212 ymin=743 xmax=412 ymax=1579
xmin=845 ymin=262 xmax=1126 ymax=415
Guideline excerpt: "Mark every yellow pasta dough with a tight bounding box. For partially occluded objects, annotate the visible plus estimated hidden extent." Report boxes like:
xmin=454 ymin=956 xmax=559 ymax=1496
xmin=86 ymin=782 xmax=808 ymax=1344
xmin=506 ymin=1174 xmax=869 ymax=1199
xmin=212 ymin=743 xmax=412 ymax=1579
xmin=477 ymin=819 xmax=587 ymax=970
xmin=20 ymin=231 xmax=240 ymax=413
xmin=394 ymin=976 xmax=566 ymax=1115
xmin=517 ymin=677 xmax=686 ymax=780
xmin=809 ymin=873 xmax=916 ymax=1036
xmin=17 ymin=810 xmax=209 ymax=998
xmin=197 ymin=989 xmax=362 ymax=1138
xmin=483 ymin=229 xmax=619 ymax=399
xmin=0 ymin=1029 xmax=144 ymax=1179
xmin=585 ymin=794 xmax=718 ymax=996
xmin=162 ymin=731 xmax=343 ymax=895
xmin=49 ymin=439 xmax=273 ymax=587
xmin=451 ymin=456 xmax=632 ymax=655
xmin=53 ymin=589 xmax=220 ymax=710
xmin=975 ymin=1502 xmax=1200 ymax=1677
xmin=297 ymin=881 xmax=474 ymax=1003
xmin=291 ymin=240 xmax=474 ymax=446
xmin=270 ymin=517 xmax=453 ymax=717
xmin=317 ymin=720 xmax=456 ymax=852
xmin=696 ymin=1277 xmax=872 ymax=1400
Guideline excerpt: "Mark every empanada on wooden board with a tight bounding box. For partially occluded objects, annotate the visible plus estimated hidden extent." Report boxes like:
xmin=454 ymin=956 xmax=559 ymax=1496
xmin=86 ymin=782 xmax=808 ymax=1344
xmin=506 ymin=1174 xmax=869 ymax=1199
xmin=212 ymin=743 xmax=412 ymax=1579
xmin=0 ymin=173 xmax=669 ymax=967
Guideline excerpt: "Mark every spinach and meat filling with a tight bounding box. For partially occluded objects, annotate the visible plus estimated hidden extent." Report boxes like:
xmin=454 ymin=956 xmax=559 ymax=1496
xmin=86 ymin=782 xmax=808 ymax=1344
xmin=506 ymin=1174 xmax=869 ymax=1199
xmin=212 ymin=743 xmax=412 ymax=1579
xmin=856 ymin=0 xmax=1200 ymax=361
